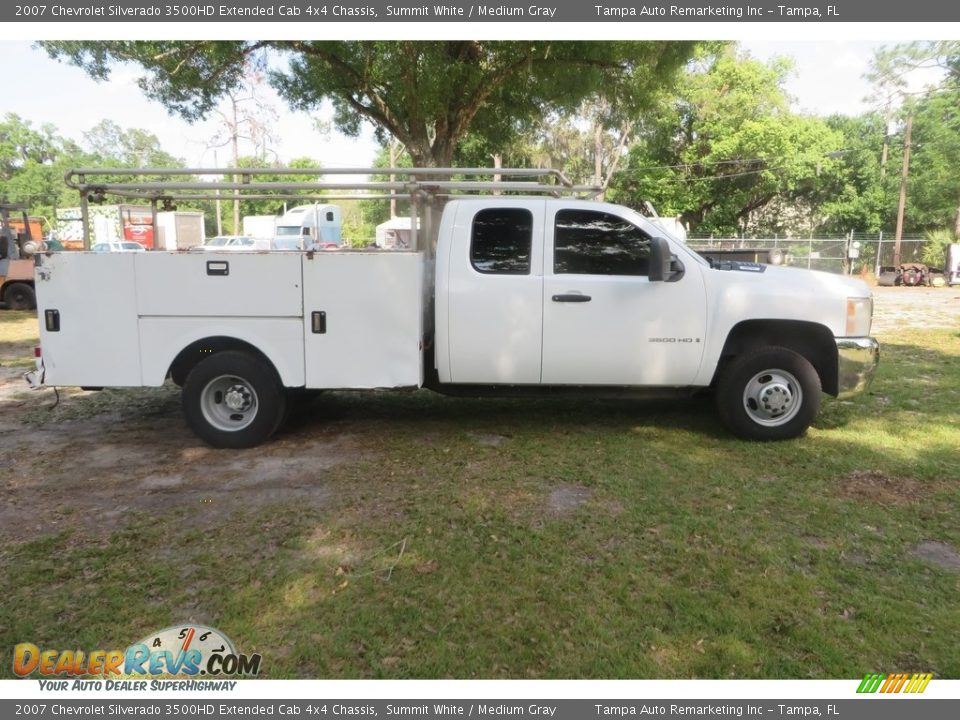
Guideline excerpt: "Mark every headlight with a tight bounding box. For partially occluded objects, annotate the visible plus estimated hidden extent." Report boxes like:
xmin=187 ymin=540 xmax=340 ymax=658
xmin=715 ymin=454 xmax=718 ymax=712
xmin=846 ymin=296 xmax=873 ymax=337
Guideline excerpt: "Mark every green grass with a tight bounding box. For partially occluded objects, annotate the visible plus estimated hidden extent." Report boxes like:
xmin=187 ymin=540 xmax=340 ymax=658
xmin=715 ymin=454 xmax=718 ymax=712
xmin=0 ymin=310 xmax=39 ymax=367
xmin=1 ymin=327 xmax=958 ymax=679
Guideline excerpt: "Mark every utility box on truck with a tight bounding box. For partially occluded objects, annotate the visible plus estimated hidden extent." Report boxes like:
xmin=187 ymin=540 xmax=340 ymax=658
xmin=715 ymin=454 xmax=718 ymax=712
xmin=155 ymin=211 xmax=204 ymax=250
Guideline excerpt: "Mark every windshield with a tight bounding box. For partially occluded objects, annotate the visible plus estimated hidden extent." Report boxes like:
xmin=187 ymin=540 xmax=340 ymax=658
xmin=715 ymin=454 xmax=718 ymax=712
xmin=274 ymin=226 xmax=302 ymax=236
xmin=206 ymin=237 xmax=230 ymax=246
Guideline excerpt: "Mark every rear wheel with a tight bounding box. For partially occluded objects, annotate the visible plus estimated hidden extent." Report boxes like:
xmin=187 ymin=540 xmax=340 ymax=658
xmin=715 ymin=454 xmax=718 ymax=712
xmin=715 ymin=347 xmax=821 ymax=440
xmin=182 ymin=350 xmax=287 ymax=448
xmin=4 ymin=282 xmax=36 ymax=310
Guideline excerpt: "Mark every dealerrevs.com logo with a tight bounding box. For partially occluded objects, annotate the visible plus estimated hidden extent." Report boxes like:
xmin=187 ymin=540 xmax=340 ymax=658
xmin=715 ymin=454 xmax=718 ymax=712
xmin=14 ymin=625 xmax=261 ymax=682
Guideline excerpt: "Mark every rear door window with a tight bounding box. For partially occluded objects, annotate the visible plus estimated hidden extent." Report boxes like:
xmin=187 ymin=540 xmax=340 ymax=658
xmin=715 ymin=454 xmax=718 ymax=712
xmin=470 ymin=208 xmax=534 ymax=275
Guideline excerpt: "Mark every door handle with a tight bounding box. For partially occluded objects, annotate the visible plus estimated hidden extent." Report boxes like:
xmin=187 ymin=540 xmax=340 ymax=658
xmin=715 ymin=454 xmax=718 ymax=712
xmin=552 ymin=293 xmax=591 ymax=303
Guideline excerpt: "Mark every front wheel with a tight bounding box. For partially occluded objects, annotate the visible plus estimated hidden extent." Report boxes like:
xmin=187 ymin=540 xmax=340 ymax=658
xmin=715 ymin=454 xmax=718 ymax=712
xmin=182 ymin=350 xmax=287 ymax=448
xmin=715 ymin=347 xmax=821 ymax=441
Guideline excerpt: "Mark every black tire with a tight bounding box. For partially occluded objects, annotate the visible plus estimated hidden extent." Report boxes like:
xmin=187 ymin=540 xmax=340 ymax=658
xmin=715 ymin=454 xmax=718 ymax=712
xmin=715 ymin=347 xmax=821 ymax=441
xmin=182 ymin=350 xmax=287 ymax=448
xmin=4 ymin=282 xmax=36 ymax=311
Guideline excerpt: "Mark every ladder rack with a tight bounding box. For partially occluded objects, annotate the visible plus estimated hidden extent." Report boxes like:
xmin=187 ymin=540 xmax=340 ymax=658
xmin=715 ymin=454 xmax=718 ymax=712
xmin=64 ymin=167 xmax=603 ymax=251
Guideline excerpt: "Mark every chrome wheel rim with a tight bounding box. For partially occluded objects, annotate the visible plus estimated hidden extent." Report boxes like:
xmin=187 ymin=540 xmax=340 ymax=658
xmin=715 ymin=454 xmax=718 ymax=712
xmin=742 ymin=369 xmax=803 ymax=427
xmin=200 ymin=374 xmax=259 ymax=432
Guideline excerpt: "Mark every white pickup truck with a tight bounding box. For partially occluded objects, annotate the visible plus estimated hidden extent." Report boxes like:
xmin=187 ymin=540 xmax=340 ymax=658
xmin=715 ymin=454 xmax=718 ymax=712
xmin=26 ymin=176 xmax=878 ymax=448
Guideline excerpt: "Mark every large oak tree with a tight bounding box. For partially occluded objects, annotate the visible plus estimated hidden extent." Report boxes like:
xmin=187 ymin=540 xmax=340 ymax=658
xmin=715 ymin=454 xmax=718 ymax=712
xmin=40 ymin=41 xmax=698 ymax=169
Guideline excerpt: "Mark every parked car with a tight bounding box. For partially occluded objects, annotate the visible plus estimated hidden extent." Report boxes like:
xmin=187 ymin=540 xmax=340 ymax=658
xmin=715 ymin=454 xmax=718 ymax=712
xmin=193 ymin=235 xmax=267 ymax=252
xmin=91 ymin=241 xmax=146 ymax=252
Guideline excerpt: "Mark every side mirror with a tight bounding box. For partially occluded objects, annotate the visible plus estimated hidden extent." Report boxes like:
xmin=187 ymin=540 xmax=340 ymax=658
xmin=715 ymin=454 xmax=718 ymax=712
xmin=649 ymin=236 xmax=683 ymax=282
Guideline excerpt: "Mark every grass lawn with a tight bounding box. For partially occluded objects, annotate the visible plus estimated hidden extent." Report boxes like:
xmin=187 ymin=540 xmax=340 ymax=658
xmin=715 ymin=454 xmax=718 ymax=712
xmin=1 ymin=311 xmax=958 ymax=679
xmin=0 ymin=310 xmax=39 ymax=367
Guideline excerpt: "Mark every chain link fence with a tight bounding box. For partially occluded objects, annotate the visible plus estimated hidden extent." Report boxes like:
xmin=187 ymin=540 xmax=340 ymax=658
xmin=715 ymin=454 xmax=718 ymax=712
xmin=685 ymin=232 xmax=927 ymax=275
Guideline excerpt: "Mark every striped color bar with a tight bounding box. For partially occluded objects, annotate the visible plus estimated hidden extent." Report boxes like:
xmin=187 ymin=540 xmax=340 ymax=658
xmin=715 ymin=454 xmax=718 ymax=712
xmin=857 ymin=672 xmax=933 ymax=693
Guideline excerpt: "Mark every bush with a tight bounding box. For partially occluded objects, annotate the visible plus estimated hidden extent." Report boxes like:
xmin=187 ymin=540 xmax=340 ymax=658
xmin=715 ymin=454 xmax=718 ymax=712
xmin=921 ymin=228 xmax=956 ymax=270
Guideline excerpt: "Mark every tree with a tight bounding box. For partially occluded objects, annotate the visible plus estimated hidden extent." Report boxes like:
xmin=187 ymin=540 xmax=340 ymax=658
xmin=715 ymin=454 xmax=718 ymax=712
xmin=357 ymin=143 xmax=414 ymax=227
xmin=205 ymin=74 xmax=280 ymax=232
xmin=0 ymin=113 xmax=89 ymax=219
xmin=83 ymin=119 xmax=183 ymax=168
xmin=608 ymin=47 xmax=844 ymax=235
xmin=39 ymin=41 xmax=698 ymax=169
xmin=233 ymin=156 xmax=324 ymax=222
xmin=807 ymin=114 xmax=891 ymax=234
xmin=866 ymin=41 xmax=960 ymax=236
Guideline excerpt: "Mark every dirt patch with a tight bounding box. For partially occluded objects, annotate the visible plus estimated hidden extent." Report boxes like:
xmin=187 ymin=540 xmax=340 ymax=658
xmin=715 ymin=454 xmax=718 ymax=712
xmin=469 ymin=433 xmax=507 ymax=447
xmin=0 ymin=383 xmax=363 ymax=542
xmin=837 ymin=470 xmax=938 ymax=506
xmin=911 ymin=541 xmax=960 ymax=572
xmin=871 ymin=286 xmax=960 ymax=333
xmin=548 ymin=483 xmax=592 ymax=514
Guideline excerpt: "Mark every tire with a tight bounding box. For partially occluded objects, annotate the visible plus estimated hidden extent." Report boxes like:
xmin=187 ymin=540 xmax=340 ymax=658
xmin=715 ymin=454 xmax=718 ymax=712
xmin=715 ymin=347 xmax=821 ymax=441
xmin=182 ymin=350 xmax=287 ymax=448
xmin=4 ymin=282 xmax=36 ymax=310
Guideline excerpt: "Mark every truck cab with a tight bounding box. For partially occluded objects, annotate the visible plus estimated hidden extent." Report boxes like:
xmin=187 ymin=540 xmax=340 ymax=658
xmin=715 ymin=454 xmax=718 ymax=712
xmin=435 ymin=198 xmax=877 ymax=440
xmin=273 ymin=204 xmax=343 ymax=250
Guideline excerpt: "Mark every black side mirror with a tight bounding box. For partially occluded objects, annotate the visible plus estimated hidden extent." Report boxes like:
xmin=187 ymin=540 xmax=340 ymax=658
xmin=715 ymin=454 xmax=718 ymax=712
xmin=649 ymin=236 xmax=683 ymax=282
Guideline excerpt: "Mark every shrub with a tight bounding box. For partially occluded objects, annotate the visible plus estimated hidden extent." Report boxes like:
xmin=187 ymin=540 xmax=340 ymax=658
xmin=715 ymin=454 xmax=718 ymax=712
xmin=921 ymin=228 xmax=956 ymax=270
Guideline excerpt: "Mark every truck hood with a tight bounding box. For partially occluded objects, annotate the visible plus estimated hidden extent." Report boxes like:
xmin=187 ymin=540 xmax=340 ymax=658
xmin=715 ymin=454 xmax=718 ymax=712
xmin=703 ymin=262 xmax=874 ymax=338
xmin=710 ymin=261 xmax=872 ymax=298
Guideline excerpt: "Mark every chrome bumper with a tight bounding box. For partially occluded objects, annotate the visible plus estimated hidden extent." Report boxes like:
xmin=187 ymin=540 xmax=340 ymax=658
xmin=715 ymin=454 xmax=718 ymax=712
xmin=836 ymin=337 xmax=879 ymax=399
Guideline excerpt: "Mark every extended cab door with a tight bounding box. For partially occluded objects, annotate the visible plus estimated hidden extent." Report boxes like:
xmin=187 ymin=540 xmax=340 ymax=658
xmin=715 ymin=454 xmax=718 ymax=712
xmin=439 ymin=200 xmax=545 ymax=384
xmin=541 ymin=203 xmax=707 ymax=386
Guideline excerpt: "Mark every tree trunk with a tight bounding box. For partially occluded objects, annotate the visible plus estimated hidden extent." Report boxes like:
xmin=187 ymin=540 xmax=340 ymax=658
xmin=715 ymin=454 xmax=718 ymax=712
xmin=230 ymin=96 xmax=241 ymax=235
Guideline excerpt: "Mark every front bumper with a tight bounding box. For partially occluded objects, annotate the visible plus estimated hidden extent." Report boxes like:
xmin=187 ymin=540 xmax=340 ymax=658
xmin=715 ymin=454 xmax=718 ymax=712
xmin=836 ymin=337 xmax=879 ymax=399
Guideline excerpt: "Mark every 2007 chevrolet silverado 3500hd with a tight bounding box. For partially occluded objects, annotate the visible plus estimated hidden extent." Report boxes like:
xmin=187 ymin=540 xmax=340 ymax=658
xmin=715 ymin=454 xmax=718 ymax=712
xmin=25 ymin=169 xmax=879 ymax=448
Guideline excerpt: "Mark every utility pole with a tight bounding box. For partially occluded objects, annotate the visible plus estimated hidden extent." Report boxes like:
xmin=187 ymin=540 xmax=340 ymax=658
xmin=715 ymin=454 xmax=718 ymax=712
xmin=893 ymin=115 xmax=913 ymax=268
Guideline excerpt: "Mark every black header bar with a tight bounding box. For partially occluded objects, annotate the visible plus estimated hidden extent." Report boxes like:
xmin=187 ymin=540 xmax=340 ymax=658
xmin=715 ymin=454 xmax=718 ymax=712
xmin=5 ymin=0 xmax=960 ymax=23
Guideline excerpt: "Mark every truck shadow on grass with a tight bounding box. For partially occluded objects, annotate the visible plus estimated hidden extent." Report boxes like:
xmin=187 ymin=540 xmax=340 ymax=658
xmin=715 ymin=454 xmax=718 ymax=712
xmin=282 ymin=389 xmax=724 ymax=439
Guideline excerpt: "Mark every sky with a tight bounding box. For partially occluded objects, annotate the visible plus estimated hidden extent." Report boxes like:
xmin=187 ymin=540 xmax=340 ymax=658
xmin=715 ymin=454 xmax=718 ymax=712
xmin=0 ymin=39 xmax=941 ymax=169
